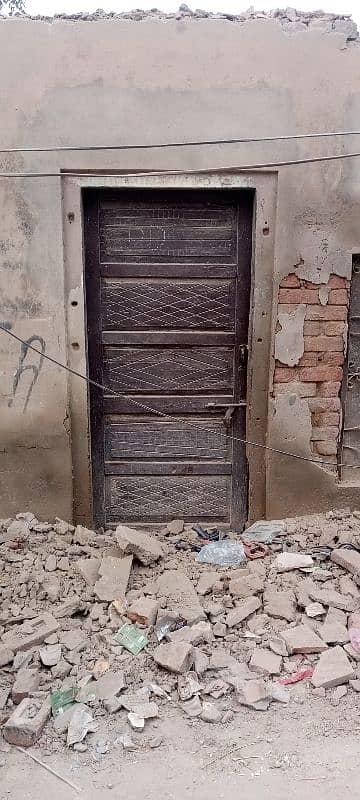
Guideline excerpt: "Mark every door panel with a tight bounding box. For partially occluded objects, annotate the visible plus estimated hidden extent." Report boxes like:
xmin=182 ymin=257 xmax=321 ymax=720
xmin=84 ymin=189 xmax=253 ymax=528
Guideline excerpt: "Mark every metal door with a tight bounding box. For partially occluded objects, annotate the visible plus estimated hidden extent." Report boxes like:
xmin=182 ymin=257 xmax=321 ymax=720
xmin=84 ymin=189 xmax=253 ymax=528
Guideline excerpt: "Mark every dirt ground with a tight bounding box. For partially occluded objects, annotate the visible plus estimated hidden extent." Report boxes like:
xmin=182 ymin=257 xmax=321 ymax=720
xmin=3 ymin=693 xmax=359 ymax=800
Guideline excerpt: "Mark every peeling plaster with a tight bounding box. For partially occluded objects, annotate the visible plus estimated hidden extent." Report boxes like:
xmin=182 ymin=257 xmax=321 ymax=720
xmin=272 ymin=393 xmax=313 ymax=459
xmin=319 ymin=285 xmax=330 ymax=306
xmin=275 ymin=303 xmax=306 ymax=366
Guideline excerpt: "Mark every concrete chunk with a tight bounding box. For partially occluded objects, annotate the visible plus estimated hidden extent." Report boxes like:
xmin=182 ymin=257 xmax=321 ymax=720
xmin=281 ymin=624 xmax=328 ymax=655
xmin=331 ymin=548 xmax=360 ymax=576
xmin=94 ymin=555 xmax=133 ymax=601
xmin=0 ymin=645 xmax=14 ymax=667
xmin=115 ymin=524 xmax=163 ymax=565
xmin=309 ymin=585 xmax=356 ymax=612
xmin=168 ymin=621 xmax=213 ymax=645
xmin=229 ymin=574 xmax=264 ymax=598
xmin=250 ymin=647 xmax=282 ymax=675
xmin=196 ymin=571 xmax=221 ymax=596
xmin=311 ymin=645 xmax=354 ymax=688
xmin=153 ymin=642 xmax=194 ymax=674
xmin=320 ymin=622 xmax=349 ymax=645
xmin=76 ymin=558 xmax=101 ymax=587
xmin=12 ymin=669 xmax=40 ymax=705
xmin=39 ymin=644 xmax=62 ymax=666
xmin=226 ymin=597 xmax=261 ymax=627
xmin=4 ymin=697 xmax=51 ymax=747
xmin=274 ymin=552 xmax=313 ymax=572
xmin=156 ymin=570 xmax=205 ymax=624
xmin=77 ymin=670 xmax=126 ymax=702
xmin=236 ymin=679 xmax=272 ymax=711
xmin=264 ymin=590 xmax=296 ymax=622
xmin=2 ymin=613 xmax=59 ymax=653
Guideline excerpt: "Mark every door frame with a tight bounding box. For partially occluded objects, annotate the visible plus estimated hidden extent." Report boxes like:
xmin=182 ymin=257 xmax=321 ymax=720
xmin=62 ymin=170 xmax=278 ymax=528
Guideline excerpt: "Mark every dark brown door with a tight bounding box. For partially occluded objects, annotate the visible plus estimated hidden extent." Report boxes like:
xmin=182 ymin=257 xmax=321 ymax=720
xmin=84 ymin=189 xmax=253 ymax=529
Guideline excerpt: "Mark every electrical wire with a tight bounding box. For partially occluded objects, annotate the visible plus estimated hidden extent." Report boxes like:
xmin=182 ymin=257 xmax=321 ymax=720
xmin=1 ymin=324 xmax=356 ymax=470
xmin=2 ymin=129 xmax=360 ymax=154
xmin=0 ymin=148 xmax=359 ymax=178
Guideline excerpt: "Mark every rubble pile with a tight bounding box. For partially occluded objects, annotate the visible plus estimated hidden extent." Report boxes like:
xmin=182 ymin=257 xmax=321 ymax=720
xmin=1 ymin=509 xmax=360 ymax=751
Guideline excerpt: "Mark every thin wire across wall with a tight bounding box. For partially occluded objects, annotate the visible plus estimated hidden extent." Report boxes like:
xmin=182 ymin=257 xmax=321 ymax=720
xmin=1 ymin=325 xmax=355 ymax=471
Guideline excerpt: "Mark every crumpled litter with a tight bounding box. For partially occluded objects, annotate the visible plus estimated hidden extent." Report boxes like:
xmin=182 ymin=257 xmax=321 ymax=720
xmin=349 ymin=627 xmax=360 ymax=654
xmin=196 ymin=541 xmax=246 ymax=567
xmin=278 ymin=668 xmax=314 ymax=685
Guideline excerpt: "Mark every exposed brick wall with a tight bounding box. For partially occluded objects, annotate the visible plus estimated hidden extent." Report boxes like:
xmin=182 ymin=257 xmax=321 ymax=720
xmin=273 ymin=274 xmax=350 ymax=464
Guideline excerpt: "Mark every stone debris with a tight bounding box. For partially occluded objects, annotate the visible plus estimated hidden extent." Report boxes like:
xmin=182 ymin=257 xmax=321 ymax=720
xmin=331 ymin=548 xmax=360 ymax=576
xmin=226 ymin=596 xmax=261 ymax=626
xmin=311 ymin=645 xmax=354 ymax=688
xmin=94 ymin=555 xmax=133 ymax=601
xmin=115 ymin=524 xmax=164 ymax=565
xmin=12 ymin=668 xmax=40 ymax=704
xmin=153 ymin=642 xmax=194 ymax=673
xmin=264 ymin=590 xmax=296 ymax=622
xmin=250 ymin=647 xmax=282 ymax=675
xmin=274 ymin=552 xmax=314 ymax=572
xmin=1 ymin=509 xmax=360 ymax=748
xmin=280 ymin=625 xmax=328 ymax=655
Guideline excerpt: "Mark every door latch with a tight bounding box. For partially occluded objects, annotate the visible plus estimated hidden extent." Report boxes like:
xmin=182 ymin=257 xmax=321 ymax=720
xmin=206 ymin=401 xmax=246 ymax=428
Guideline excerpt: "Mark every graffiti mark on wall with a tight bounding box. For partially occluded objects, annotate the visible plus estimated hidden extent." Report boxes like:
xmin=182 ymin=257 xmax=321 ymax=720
xmin=8 ymin=335 xmax=46 ymax=413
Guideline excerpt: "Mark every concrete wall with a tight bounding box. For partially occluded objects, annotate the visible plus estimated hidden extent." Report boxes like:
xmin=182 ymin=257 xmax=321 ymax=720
xmin=1 ymin=9 xmax=360 ymax=524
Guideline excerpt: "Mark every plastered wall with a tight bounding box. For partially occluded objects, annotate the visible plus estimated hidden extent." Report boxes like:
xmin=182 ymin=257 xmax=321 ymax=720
xmin=1 ymin=10 xmax=360 ymax=523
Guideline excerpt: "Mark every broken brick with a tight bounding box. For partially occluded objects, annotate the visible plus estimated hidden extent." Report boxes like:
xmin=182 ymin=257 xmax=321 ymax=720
xmin=94 ymin=555 xmax=133 ymax=602
xmin=4 ymin=697 xmax=51 ymax=747
xmin=2 ymin=613 xmax=59 ymax=653
xmin=264 ymin=590 xmax=296 ymax=622
xmin=127 ymin=597 xmax=159 ymax=627
xmin=153 ymin=642 xmax=194 ymax=674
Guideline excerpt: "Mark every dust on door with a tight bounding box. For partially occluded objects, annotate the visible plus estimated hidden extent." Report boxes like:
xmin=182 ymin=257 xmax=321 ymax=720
xmin=84 ymin=189 xmax=253 ymax=529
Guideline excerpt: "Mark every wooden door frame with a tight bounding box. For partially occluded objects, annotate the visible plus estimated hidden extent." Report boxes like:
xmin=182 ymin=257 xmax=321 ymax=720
xmin=62 ymin=171 xmax=278 ymax=528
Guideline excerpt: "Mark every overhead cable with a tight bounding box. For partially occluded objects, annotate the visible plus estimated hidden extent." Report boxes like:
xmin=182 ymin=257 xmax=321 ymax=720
xmin=0 ymin=325 xmax=355 ymax=471
xmin=2 ymin=129 xmax=360 ymax=154
xmin=0 ymin=148 xmax=359 ymax=179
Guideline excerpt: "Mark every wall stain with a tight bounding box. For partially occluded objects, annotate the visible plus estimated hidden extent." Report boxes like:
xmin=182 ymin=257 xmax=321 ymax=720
xmin=8 ymin=335 xmax=46 ymax=413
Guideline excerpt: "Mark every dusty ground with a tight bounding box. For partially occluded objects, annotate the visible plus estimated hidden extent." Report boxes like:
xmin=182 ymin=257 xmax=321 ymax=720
xmin=3 ymin=693 xmax=360 ymax=800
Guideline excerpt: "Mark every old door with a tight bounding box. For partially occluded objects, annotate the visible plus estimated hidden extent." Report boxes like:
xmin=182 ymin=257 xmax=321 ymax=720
xmin=84 ymin=189 xmax=253 ymax=529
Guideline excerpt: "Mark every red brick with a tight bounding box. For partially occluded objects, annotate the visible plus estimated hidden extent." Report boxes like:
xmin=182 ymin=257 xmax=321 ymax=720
xmin=311 ymin=426 xmax=339 ymax=441
xmin=279 ymin=274 xmax=301 ymax=289
xmin=323 ymin=321 xmax=347 ymax=336
xmin=312 ymin=412 xmax=340 ymax=426
xmin=327 ymin=276 xmax=347 ymax=289
xmin=308 ymin=398 xmax=341 ymax=412
xmin=303 ymin=321 xmax=322 ymax=336
xmin=305 ymin=306 xmax=348 ymax=321
xmin=278 ymin=289 xmax=320 ymax=305
xmin=313 ymin=441 xmax=338 ymax=456
xmin=274 ymin=367 xmax=296 ymax=383
xmin=322 ymin=353 xmax=345 ymax=366
xmin=304 ymin=336 xmax=344 ymax=352
xmin=298 ymin=353 xmax=344 ymax=367
xmin=328 ymin=289 xmax=349 ymax=305
xmin=298 ymin=353 xmax=321 ymax=367
xmin=299 ymin=366 xmax=343 ymax=382
xmin=317 ymin=382 xmax=341 ymax=397
xmin=273 ymin=382 xmax=317 ymax=398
